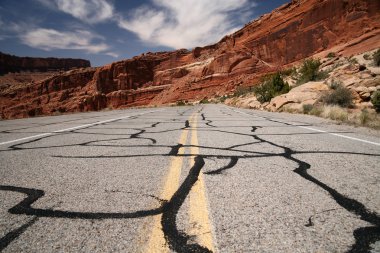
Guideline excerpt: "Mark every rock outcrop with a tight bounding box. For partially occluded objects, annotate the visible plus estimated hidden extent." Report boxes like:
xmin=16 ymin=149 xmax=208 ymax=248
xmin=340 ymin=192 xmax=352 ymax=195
xmin=268 ymin=82 xmax=329 ymax=111
xmin=0 ymin=52 xmax=90 ymax=75
xmin=1 ymin=0 xmax=380 ymax=119
xmin=226 ymin=48 xmax=380 ymax=113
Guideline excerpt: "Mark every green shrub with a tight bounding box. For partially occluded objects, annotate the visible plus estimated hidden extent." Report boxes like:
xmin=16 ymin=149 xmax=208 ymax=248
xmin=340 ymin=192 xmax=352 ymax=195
xmin=360 ymin=109 xmax=370 ymax=125
xmin=217 ymin=96 xmax=227 ymax=103
xmin=327 ymin=52 xmax=336 ymax=58
xmin=176 ymin=100 xmax=186 ymax=106
xmin=234 ymin=86 xmax=252 ymax=97
xmin=53 ymin=83 xmax=60 ymax=91
xmin=321 ymin=84 xmax=353 ymax=108
xmin=349 ymin=57 xmax=358 ymax=64
xmin=303 ymin=104 xmax=313 ymax=114
xmin=282 ymin=106 xmax=301 ymax=114
xmin=363 ymin=54 xmax=370 ymax=60
xmin=200 ymin=98 xmax=210 ymax=104
xmin=329 ymin=79 xmax=343 ymax=90
xmin=371 ymin=90 xmax=380 ymax=112
xmin=373 ymin=49 xmax=380 ymax=67
xmin=327 ymin=106 xmax=348 ymax=121
xmin=253 ymin=72 xmax=290 ymax=103
xmin=332 ymin=62 xmax=344 ymax=70
xmin=310 ymin=106 xmax=323 ymax=116
xmin=280 ymin=67 xmax=297 ymax=77
xmin=296 ymin=58 xmax=328 ymax=85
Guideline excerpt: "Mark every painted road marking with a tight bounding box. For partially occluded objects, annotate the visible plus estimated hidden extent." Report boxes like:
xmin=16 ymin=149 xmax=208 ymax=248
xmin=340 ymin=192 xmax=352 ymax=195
xmin=145 ymin=112 xmax=215 ymax=252
xmin=145 ymin=120 xmax=189 ymax=252
xmin=189 ymin=113 xmax=216 ymax=251
xmin=229 ymin=107 xmax=380 ymax=147
xmin=298 ymin=126 xmax=380 ymax=146
xmin=0 ymin=110 xmax=164 ymax=146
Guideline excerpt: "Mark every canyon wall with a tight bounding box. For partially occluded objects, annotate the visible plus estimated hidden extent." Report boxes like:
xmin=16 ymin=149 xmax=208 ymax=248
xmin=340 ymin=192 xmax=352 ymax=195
xmin=0 ymin=52 xmax=91 ymax=75
xmin=1 ymin=0 xmax=380 ymax=119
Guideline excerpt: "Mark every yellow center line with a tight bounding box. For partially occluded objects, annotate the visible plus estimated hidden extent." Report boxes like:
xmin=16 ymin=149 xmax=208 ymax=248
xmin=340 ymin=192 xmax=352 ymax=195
xmin=145 ymin=124 xmax=189 ymax=253
xmin=144 ymin=112 xmax=215 ymax=252
xmin=189 ymin=113 xmax=215 ymax=252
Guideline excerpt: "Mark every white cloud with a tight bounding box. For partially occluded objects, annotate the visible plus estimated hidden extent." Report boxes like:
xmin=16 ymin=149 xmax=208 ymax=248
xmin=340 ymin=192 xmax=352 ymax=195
xmin=117 ymin=0 xmax=256 ymax=49
xmin=21 ymin=28 xmax=110 ymax=53
xmin=37 ymin=0 xmax=114 ymax=24
xmin=118 ymin=7 xmax=166 ymax=42
xmin=0 ymin=20 xmax=35 ymax=40
xmin=105 ymin=52 xmax=119 ymax=58
xmin=33 ymin=0 xmax=256 ymax=50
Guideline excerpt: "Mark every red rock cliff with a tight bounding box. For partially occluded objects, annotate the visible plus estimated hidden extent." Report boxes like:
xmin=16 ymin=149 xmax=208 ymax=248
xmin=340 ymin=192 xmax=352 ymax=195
xmin=1 ymin=0 xmax=380 ymax=119
xmin=0 ymin=52 xmax=91 ymax=75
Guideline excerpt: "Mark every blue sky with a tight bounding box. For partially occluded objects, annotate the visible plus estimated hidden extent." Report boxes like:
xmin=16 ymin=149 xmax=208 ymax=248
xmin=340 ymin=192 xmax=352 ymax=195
xmin=0 ymin=0 xmax=290 ymax=66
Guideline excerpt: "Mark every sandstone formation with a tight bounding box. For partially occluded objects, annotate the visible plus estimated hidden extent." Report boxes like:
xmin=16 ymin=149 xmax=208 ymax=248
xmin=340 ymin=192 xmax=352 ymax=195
xmin=268 ymin=82 xmax=329 ymax=111
xmin=1 ymin=0 xmax=380 ymax=119
xmin=0 ymin=68 xmax=100 ymax=118
xmin=226 ymin=49 xmax=380 ymax=113
xmin=0 ymin=52 xmax=90 ymax=75
xmin=323 ymin=50 xmax=380 ymax=110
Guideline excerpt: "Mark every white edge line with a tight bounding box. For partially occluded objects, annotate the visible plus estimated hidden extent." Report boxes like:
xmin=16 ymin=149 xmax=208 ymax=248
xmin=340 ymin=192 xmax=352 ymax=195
xmin=0 ymin=133 xmax=52 ymax=146
xmin=0 ymin=109 xmax=164 ymax=146
xmin=229 ymin=107 xmax=380 ymax=147
xmin=299 ymin=126 xmax=380 ymax=146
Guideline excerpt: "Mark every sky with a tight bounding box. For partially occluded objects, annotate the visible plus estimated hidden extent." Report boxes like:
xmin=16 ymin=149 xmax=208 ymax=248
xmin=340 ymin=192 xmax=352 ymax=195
xmin=0 ymin=0 xmax=290 ymax=66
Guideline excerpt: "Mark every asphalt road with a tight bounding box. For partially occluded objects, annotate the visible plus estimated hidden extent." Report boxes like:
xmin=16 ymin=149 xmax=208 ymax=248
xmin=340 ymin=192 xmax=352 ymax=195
xmin=0 ymin=104 xmax=379 ymax=253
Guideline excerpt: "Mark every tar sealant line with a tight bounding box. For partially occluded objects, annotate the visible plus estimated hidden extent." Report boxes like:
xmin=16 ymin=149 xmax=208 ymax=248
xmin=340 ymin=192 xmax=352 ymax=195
xmin=229 ymin=107 xmax=380 ymax=147
xmin=0 ymin=109 xmax=164 ymax=146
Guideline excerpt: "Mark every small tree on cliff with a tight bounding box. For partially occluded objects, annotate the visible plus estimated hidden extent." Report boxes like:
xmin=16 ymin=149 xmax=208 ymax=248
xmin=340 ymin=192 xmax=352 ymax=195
xmin=373 ymin=49 xmax=380 ymax=67
xmin=371 ymin=91 xmax=380 ymax=112
xmin=254 ymin=72 xmax=290 ymax=103
xmin=296 ymin=58 xmax=328 ymax=85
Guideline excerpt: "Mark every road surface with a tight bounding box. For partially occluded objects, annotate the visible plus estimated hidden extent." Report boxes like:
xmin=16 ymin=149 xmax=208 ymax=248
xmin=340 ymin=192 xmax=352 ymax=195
xmin=0 ymin=104 xmax=379 ymax=252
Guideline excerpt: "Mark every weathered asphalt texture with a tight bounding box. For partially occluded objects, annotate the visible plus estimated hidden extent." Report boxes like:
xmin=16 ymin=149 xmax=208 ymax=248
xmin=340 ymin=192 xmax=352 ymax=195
xmin=0 ymin=104 xmax=379 ymax=252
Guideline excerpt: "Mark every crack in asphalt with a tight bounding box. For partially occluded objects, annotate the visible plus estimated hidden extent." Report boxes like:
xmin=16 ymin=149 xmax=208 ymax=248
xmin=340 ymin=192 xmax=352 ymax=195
xmin=0 ymin=110 xmax=211 ymax=252
xmin=0 ymin=216 xmax=39 ymax=251
xmin=0 ymin=106 xmax=379 ymax=252
xmin=161 ymin=156 xmax=212 ymax=253
xmin=305 ymin=208 xmax=342 ymax=227
xmin=226 ymin=110 xmax=380 ymax=253
xmin=204 ymin=157 xmax=239 ymax=175
xmin=0 ymin=185 xmax=164 ymax=220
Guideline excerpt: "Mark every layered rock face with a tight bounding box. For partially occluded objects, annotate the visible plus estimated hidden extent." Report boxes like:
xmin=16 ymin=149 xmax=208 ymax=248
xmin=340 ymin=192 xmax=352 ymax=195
xmin=1 ymin=0 xmax=380 ymax=119
xmin=0 ymin=52 xmax=90 ymax=75
xmin=0 ymin=68 xmax=98 ymax=118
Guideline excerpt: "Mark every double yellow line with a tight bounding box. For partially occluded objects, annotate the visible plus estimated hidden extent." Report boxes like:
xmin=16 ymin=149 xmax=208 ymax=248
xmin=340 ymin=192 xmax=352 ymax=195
xmin=145 ymin=112 xmax=215 ymax=252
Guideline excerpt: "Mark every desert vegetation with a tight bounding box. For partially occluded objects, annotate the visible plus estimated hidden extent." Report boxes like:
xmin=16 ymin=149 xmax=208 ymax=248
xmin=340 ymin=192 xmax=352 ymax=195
xmin=327 ymin=52 xmax=336 ymax=58
xmin=253 ymin=73 xmax=290 ymax=103
xmin=233 ymin=86 xmax=254 ymax=97
xmin=199 ymin=98 xmax=210 ymax=104
xmin=223 ymin=49 xmax=380 ymax=129
xmin=299 ymin=84 xmax=379 ymax=129
xmin=300 ymin=104 xmax=380 ymax=129
xmin=371 ymin=90 xmax=380 ymax=112
xmin=176 ymin=100 xmax=186 ymax=106
xmin=296 ymin=58 xmax=328 ymax=85
xmin=320 ymin=81 xmax=353 ymax=108
xmin=298 ymin=79 xmax=380 ymax=128
xmin=373 ymin=49 xmax=380 ymax=67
